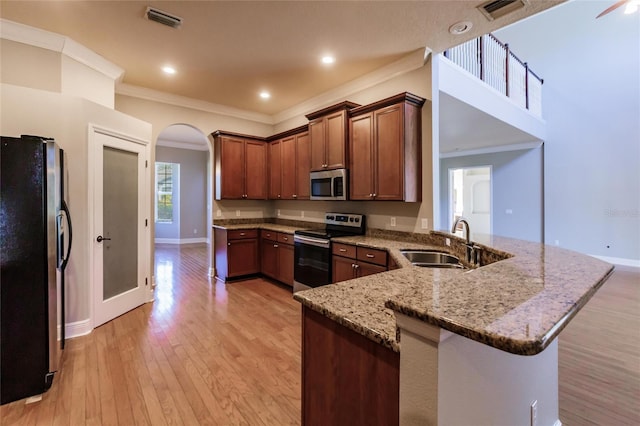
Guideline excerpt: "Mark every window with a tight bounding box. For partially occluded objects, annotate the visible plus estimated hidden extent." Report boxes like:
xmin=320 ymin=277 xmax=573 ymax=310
xmin=155 ymin=162 xmax=177 ymax=223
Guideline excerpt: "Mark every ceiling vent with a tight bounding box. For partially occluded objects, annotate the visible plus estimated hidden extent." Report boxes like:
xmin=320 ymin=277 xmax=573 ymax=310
xmin=145 ymin=6 xmax=183 ymax=29
xmin=478 ymin=0 xmax=528 ymax=21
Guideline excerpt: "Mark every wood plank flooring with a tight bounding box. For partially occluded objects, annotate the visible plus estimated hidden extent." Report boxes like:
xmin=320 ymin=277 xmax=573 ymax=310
xmin=1 ymin=244 xmax=638 ymax=425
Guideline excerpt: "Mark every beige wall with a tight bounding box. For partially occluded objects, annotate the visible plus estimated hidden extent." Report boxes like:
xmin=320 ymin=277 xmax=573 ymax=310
xmin=1 ymin=39 xmax=116 ymax=108
xmin=1 ymin=83 xmax=151 ymax=328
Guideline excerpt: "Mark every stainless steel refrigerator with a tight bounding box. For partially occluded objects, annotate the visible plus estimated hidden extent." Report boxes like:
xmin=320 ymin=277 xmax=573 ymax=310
xmin=1 ymin=135 xmax=72 ymax=405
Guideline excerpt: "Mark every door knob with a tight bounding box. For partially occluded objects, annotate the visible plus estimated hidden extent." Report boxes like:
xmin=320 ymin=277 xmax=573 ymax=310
xmin=96 ymin=235 xmax=111 ymax=243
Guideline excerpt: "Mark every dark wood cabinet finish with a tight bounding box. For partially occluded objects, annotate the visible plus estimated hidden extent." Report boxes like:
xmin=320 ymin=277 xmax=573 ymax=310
xmin=260 ymin=230 xmax=294 ymax=287
xmin=213 ymin=132 xmax=267 ymax=200
xmin=332 ymin=243 xmax=388 ymax=283
xmin=302 ymin=306 xmax=399 ymax=426
xmin=268 ymin=127 xmax=310 ymax=200
xmin=349 ymin=92 xmax=425 ymax=201
xmin=214 ymin=228 xmax=260 ymax=281
xmin=306 ymin=101 xmax=359 ymax=171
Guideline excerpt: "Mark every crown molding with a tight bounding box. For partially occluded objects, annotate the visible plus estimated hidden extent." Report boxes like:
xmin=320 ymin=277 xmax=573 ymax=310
xmin=116 ymin=83 xmax=274 ymax=125
xmin=0 ymin=19 xmax=124 ymax=81
xmin=156 ymin=138 xmax=209 ymax=152
xmin=439 ymin=141 xmax=543 ymax=158
xmin=272 ymin=48 xmax=430 ymax=124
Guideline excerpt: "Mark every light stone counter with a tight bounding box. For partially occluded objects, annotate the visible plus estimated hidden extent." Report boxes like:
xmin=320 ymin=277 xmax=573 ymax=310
xmin=294 ymin=232 xmax=614 ymax=355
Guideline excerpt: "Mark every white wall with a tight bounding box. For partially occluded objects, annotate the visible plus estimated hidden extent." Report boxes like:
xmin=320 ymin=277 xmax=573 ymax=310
xmin=495 ymin=0 xmax=640 ymax=263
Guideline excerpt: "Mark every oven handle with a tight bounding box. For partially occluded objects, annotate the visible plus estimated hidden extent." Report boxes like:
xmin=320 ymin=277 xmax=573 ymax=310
xmin=294 ymin=234 xmax=331 ymax=248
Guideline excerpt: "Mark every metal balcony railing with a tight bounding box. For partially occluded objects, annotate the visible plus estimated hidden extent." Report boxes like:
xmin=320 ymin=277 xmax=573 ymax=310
xmin=444 ymin=33 xmax=543 ymax=118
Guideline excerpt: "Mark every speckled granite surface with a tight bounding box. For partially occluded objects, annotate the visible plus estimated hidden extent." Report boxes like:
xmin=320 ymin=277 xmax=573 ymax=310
xmin=212 ymin=219 xmax=322 ymax=235
xmin=294 ymin=232 xmax=614 ymax=356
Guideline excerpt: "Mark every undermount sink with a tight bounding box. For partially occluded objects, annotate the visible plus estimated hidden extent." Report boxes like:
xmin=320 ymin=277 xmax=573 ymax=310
xmin=400 ymin=250 xmax=466 ymax=269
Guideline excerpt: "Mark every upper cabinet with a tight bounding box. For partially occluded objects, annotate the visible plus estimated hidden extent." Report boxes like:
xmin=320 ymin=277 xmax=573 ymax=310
xmin=306 ymin=101 xmax=359 ymax=171
xmin=213 ymin=131 xmax=268 ymax=200
xmin=269 ymin=126 xmax=310 ymax=200
xmin=349 ymin=92 xmax=425 ymax=202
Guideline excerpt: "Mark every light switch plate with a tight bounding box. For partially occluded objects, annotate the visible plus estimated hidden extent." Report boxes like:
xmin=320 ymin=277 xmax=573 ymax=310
xmin=421 ymin=218 xmax=428 ymax=229
xmin=390 ymin=217 xmax=396 ymax=227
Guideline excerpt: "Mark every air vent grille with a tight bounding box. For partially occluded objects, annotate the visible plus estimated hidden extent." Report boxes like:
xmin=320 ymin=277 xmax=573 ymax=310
xmin=478 ymin=0 xmax=527 ymax=21
xmin=145 ymin=7 xmax=183 ymax=29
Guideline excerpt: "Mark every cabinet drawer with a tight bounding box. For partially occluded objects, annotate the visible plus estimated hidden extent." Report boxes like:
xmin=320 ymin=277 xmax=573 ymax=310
xmin=261 ymin=229 xmax=277 ymax=241
xmin=277 ymin=232 xmax=293 ymax=245
xmin=356 ymin=247 xmax=387 ymax=266
xmin=332 ymin=243 xmax=356 ymax=258
xmin=228 ymin=229 xmax=258 ymax=240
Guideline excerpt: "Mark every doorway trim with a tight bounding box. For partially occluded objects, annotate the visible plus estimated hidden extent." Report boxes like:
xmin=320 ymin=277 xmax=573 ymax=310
xmin=87 ymin=123 xmax=152 ymax=330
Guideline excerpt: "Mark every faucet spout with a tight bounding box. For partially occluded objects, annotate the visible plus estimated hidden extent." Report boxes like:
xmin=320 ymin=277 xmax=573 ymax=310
xmin=451 ymin=217 xmax=471 ymax=245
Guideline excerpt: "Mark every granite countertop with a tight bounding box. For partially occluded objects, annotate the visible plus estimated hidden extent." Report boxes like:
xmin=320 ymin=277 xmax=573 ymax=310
xmin=212 ymin=221 xmax=317 ymax=235
xmin=294 ymin=232 xmax=614 ymax=355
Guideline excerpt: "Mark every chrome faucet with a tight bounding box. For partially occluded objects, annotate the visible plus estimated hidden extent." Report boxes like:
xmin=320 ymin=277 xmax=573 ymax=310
xmin=451 ymin=217 xmax=480 ymax=266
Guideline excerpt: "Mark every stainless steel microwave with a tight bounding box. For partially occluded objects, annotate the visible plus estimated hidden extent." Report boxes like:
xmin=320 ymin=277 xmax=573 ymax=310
xmin=310 ymin=169 xmax=347 ymax=200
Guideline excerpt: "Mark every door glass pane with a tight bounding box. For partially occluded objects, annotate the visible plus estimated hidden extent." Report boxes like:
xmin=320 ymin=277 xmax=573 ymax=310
xmin=103 ymin=146 xmax=138 ymax=300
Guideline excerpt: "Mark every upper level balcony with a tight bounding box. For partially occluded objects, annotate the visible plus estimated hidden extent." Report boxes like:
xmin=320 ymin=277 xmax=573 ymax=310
xmin=444 ymin=33 xmax=543 ymax=118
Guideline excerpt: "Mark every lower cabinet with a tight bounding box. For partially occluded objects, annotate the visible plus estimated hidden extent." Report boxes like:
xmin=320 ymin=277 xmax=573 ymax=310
xmin=332 ymin=243 xmax=388 ymax=283
xmin=302 ymin=306 xmax=399 ymax=425
xmin=214 ymin=228 xmax=259 ymax=281
xmin=260 ymin=230 xmax=294 ymax=287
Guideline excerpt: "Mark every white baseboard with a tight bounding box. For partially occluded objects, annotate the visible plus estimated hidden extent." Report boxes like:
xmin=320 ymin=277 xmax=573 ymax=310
xmin=64 ymin=319 xmax=92 ymax=339
xmin=590 ymin=254 xmax=640 ymax=268
xmin=155 ymin=237 xmax=209 ymax=244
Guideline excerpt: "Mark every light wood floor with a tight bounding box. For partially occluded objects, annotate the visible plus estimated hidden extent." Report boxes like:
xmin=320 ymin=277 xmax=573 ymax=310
xmin=1 ymin=244 xmax=638 ymax=425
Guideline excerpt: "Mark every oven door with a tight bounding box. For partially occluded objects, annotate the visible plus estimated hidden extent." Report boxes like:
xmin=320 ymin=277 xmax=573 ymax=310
xmin=293 ymin=235 xmax=331 ymax=292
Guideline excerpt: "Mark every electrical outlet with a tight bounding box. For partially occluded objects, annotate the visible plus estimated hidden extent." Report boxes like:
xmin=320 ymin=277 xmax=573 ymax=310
xmin=193 ymin=228 xmax=197 ymax=234
xmin=301 ymin=211 xmax=305 ymax=218
xmin=445 ymin=238 xmax=451 ymax=247
xmin=530 ymin=400 xmax=538 ymax=426
xmin=390 ymin=217 xmax=396 ymax=227
xmin=555 ymin=240 xmax=560 ymax=246
xmin=235 ymin=210 xmax=240 ymax=217
xmin=506 ymin=209 xmax=513 ymax=215
xmin=421 ymin=218 xmax=428 ymax=229
xmin=277 ymin=209 xmax=281 ymax=216
xmin=216 ymin=209 xmax=222 ymax=217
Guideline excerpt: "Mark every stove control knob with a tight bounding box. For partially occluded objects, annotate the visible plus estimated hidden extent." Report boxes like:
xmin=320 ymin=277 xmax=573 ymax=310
xmin=349 ymin=217 xmax=354 ymax=222
xmin=327 ymin=215 xmax=334 ymax=220
xmin=355 ymin=218 xmax=360 ymax=223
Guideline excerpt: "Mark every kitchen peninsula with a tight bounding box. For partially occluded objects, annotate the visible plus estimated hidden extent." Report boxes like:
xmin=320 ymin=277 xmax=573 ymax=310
xmin=294 ymin=229 xmax=614 ymax=426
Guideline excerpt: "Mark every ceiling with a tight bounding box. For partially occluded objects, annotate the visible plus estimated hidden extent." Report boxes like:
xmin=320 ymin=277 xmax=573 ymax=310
xmin=0 ymin=0 xmax=563 ymax=116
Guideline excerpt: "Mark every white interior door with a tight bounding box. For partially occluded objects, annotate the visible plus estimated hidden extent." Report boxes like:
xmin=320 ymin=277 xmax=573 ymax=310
xmin=449 ymin=166 xmax=492 ymax=237
xmin=92 ymin=129 xmax=149 ymax=328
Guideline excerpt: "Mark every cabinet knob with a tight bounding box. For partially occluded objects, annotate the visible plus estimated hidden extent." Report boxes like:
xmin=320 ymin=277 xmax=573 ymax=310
xmin=293 ymin=194 xmax=297 ymax=198
xmin=354 ymin=264 xmax=359 ymax=269
xmin=283 ymin=237 xmax=288 ymax=241
xmin=366 ymin=253 xmax=375 ymax=258
xmin=369 ymin=194 xmax=373 ymax=197
xmin=339 ymin=248 xmax=347 ymax=252
xmin=227 ymin=242 xmax=231 ymax=246
xmin=240 ymin=232 xmax=245 ymax=236
xmin=351 ymin=263 xmax=356 ymax=269
xmin=278 ymin=194 xmax=281 ymax=198
xmin=274 ymin=244 xmax=278 ymax=248
xmin=373 ymin=193 xmax=377 ymax=197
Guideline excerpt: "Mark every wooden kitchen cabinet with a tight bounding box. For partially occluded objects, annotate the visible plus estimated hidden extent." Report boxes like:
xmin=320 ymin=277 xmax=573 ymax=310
xmin=306 ymin=101 xmax=359 ymax=171
xmin=212 ymin=131 xmax=268 ymax=200
xmin=349 ymin=92 xmax=425 ymax=201
xmin=332 ymin=243 xmax=388 ymax=283
xmin=214 ymin=228 xmax=259 ymax=281
xmin=268 ymin=126 xmax=310 ymax=200
xmin=260 ymin=230 xmax=294 ymax=287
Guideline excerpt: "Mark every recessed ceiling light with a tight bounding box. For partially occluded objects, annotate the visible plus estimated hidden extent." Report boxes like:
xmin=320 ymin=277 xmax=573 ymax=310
xmin=449 ymin=21 xmax=473 ymax=35
xmin=321 ymin=56 xmax=335 ymax=64
xmin=162 ymin=66 xmax=176 ymax=75
xmin=259 ymin=91 xmax=271 ymax=99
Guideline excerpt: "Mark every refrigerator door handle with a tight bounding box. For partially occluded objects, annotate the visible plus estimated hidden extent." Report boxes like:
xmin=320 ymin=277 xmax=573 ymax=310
xmin=60 ymin=199 xmax=72 ymax=271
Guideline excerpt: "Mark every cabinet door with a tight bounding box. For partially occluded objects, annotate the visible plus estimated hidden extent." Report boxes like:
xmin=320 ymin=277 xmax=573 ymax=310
xmin=219 ymin=137 xmax=245 ymax=199
xmin=228 ymin=238 xmax=259 ymax=277
xmin=309 ymin=118 xmax=326 ymax=171
xmin=278 ymin=243 xmax=294 ymax=286
xmin=269 ymin=140 xmax=282 ymax=199
xmin=356 ymin=262 xmax=387 ymax=278
xmin=332 ymin=255 xmax=356 ymax=283
xmin=295 ymin=132 xmax=310 ymax=199
xmin=374 ymin=104 xmax=404 ymax=201
xmin=349 ymin=113 xmax=374 ymax=200
xmin=280 ymin=136 xmax=296 ymax=199
xmin=245 ymin=140 xmax=267 ymax=199
xmin=261 ymin=239 xmax=278 ymax=279
xmin=325 ymin=111 xmax=347 ymax=169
